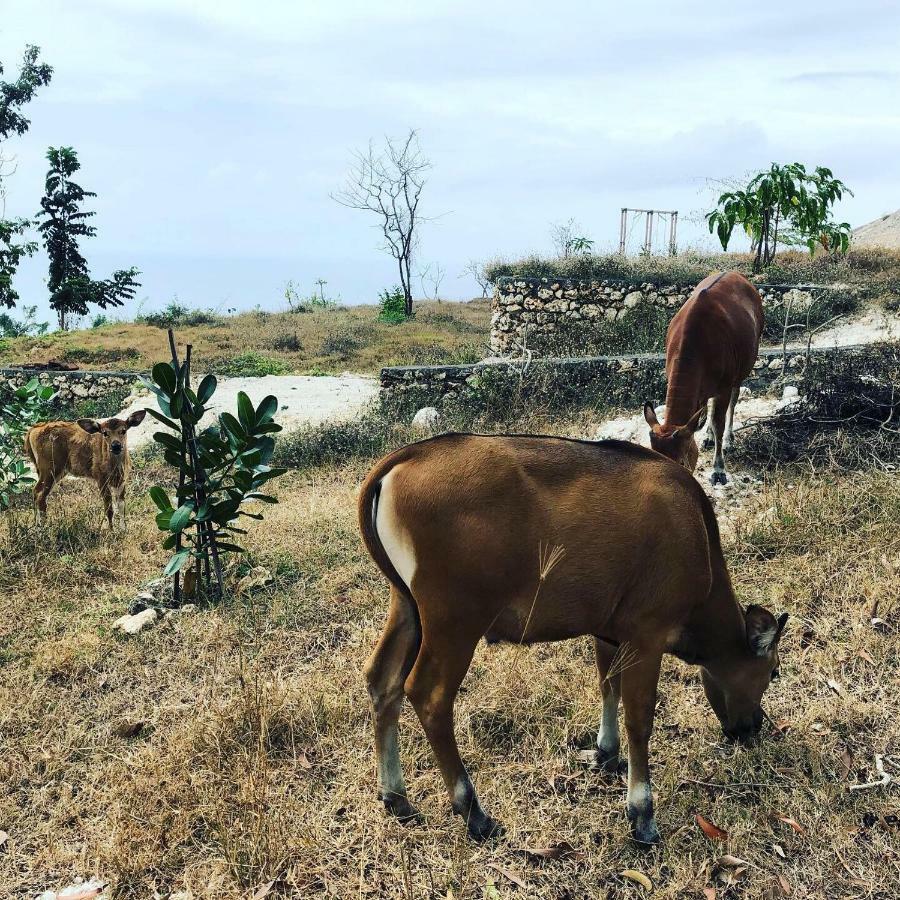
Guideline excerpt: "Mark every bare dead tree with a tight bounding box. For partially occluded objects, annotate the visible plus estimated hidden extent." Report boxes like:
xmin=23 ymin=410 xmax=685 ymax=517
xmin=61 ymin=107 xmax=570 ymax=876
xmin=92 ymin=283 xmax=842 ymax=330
xmin=418 ymin=261 xmax=445 ymax=302
xmin=550 ymin=217 xmax=582 ymax=258
xmin=461 ymin=259 xmax=490 ymax=298
xmin=332 ymin=129 xmax=429 ymax=317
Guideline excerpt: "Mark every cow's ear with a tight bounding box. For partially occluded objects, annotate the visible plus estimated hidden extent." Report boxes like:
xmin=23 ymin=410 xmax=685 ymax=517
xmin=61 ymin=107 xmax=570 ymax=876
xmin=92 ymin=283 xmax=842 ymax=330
xmin=77 ymin=418 xmax=100 ymax=434
xmin=686 ymin=405 xmax=708 ymax=434
xmin=745 ymin=604 xmax=781 ymax=656
xmin=643 ymin=401 xmax=660 ymax=428
xmin=126 ymin=409 xmax=147 ymax=428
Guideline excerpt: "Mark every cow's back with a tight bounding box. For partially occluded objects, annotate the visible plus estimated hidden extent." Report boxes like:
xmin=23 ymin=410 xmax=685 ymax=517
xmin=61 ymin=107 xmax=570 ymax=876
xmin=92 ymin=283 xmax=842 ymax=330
xmin=666 ymin=272 xmax=763 ymax=387
xmin=27 ymin=422 xmax=100 ymax=478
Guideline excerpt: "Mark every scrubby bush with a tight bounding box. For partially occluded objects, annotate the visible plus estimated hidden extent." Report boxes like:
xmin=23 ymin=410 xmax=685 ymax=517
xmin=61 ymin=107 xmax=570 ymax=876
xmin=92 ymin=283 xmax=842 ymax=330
xmin=268 ymin=332 xmax=303 ymax=353
xmin=214 ymin=351 xmax=290 ymax=377
xmin=138 ymin=299 xmax=222 ymax=329
xmin=0 ymin=377 xmax=55 ymax=511
xmin=378 ymin=286 xmax=409 ymax=324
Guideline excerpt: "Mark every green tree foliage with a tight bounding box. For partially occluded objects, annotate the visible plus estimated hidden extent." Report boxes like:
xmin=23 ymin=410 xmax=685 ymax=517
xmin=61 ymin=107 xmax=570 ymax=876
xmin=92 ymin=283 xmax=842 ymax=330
xmin=706 ymin=163 xmax=852 ymax=272
xmin=0 ymin=377 xmax=55 ymax=512
xmin=0 ymin=218 xmax=37 ymax=309
xmin=0 ymin=45 xmax=52 ymax=310
xmin=36 ymin=146 xmax=140 ymax=329
xmin=0 ymin=44 xmax=52 ymax=140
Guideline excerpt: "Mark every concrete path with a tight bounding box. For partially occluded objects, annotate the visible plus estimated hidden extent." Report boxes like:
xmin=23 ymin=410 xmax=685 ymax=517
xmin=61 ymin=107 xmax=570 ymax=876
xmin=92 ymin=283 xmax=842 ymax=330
xmin=121 ymin=373 xmax=378 ymax=451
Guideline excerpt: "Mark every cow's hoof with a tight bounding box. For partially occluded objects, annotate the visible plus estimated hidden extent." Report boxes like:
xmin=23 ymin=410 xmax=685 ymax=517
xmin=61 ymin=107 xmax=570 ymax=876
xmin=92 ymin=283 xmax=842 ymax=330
xmin=710 ymin=470 xmax=728 ymax=486
xmin=631 ymin=820 xmax=661 ymax=846
xmin=382 ymin=794 xmax=421 ymax=823
xmin=595 ymin=747 xmax=627 ymax=775
xmin=467 ymin=815 xmax=505 ymax=842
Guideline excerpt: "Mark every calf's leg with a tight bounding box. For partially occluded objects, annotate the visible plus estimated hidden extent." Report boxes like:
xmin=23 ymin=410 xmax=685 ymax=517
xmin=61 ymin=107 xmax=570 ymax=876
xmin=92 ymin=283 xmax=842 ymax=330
xmin=621 ymin=649 xmax=663 ymax=845
xmin=34 ymin=473 xmax=56 ymax=524
xmin=100 ymin=485 xmax=114 ymax=529
xmin=594 ymin=638 xmax=623 ymax=772
xmin=405 ymin=625 xmax=501 ymax=841
xmin=364 ymin=585 xmax=422 ymax=820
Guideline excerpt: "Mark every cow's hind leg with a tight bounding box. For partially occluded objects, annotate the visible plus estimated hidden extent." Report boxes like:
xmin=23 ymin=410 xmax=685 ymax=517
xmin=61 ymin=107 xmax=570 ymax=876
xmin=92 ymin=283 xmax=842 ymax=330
xmin=364 ymin=585 xmax=422 ymax=821
xmin=709 ymin=389 xmax=731 ymax=486
xmin=405 ymin=621 xmax=501 ymax=841
xmin=701 ymin=396 xmax=716 ymax=451
xmin=34 ymin=472 xmax=57 ymax=524
xmin=621 ymin=648 xmax=663 ymax=845
xmin=594 ymin=638 xmax=624 ymax=773
xmin=100 ymin=484 xmax=115 ymax=529
xmin=723 ymin=386 xmax=740 ymax=452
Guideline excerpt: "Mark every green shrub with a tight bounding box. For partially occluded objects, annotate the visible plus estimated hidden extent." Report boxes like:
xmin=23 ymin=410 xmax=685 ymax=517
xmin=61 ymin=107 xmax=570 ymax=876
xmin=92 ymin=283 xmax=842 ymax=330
xmin=378 ymin=286 xmax=409 ymax=324
xmin=529 ymin=305 xmax=672 ymax=357
xmin=268 ymin=332 xmax=303 ymax=353
xmin=215 ymin=352 xmax=290 ymax=377
xmin=0 ymin=378 xmax=56 ymax=511
xmin=138 ymin=299 xmax=222 ymax=328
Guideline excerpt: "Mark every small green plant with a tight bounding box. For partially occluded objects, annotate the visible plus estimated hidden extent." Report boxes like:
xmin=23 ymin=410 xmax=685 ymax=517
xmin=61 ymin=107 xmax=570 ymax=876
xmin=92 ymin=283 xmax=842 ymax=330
xmin=217 ymin=351 xmax=289 ymax=377
xmin=0 ymin=377 xmax=55 ymax=511
xmin=143 ymin=333 xmax=287 ymax=602
xmin=91 ymin=313 xmax=108 ymax=328
xmin=138 ymin=299 xmax=221 ymax=329
xmin=378 ymin=285 xmax=409 ymax=324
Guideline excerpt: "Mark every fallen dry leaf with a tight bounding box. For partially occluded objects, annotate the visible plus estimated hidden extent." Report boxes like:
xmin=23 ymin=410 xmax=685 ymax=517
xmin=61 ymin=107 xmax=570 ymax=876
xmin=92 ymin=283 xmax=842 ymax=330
xmin=696 ymin=814 xmax=728 ymax=842
xmin=0 ymin=829 xmax=7 ymax=850
xmin=297 ymin=751 xmax=312 ymax=770
xmin=517 ymin=841 xmax=583 ymax=862
xmin=772 ymin=843 xmax=786 ymax=858
xmin=826 ymin=678 xmax=848 ymax=700
xmin=776 ymin=873 xmax=792 ymax=896
xmin=857 ymin=648 xmax=875 ymax=665
xmin=775 ymin=814 xmax=806 ymax=835
xmin=838 ymin=748 xmax=854 ymax=781
xmin=703 ymin=889 xmax=716 ymax=900
xmin=487 ymin=864 xmax=527 ymax=889
xmin=252 ymin=880 xmax=276 ymax=900
xmin=620 ymin=869 xmax=653 ymax=890
xmin=718 ymin=854 xmax=752 ymax=868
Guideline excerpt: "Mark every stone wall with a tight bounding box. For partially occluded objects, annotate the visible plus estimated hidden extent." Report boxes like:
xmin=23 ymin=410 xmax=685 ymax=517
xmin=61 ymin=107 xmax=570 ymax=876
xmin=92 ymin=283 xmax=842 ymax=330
xmin=381 ymin=344 xmax=869 ymax=416
xmin=490 ymin=276 xmax=863 ymax=355
xmin=0 ymin=368 xmax=141 ymax=409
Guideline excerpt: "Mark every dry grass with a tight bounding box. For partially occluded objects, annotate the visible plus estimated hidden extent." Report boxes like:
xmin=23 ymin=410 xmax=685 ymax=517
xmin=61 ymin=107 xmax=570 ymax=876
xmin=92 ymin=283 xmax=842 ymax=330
xmin=1 ymin=453 xmax=899 ymax=898
xmin=0 ymin=300 xmax=491 ymax=375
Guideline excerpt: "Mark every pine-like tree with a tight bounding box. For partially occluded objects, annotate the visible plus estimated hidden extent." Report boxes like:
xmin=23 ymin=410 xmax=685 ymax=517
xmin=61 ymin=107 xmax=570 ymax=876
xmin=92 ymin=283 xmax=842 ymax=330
xmin=36 ymin=146 xmax=139 ymax=329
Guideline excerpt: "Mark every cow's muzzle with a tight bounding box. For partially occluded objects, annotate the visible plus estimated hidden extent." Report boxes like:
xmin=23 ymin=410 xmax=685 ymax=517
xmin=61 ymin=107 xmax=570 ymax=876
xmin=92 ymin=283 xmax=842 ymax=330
xmin=111 ymin=442 xmax=123 ymax=455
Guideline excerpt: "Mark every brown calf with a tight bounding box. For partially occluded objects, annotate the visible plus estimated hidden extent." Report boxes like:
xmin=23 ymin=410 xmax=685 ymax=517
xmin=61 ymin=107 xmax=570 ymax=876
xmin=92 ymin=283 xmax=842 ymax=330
xmin=644 ymin=271 xmax=763 ymax=484
xmin=359 ymin=433 xmax=787 ymax=843
xmin=25 ymin=411 xmax=146 ymax=527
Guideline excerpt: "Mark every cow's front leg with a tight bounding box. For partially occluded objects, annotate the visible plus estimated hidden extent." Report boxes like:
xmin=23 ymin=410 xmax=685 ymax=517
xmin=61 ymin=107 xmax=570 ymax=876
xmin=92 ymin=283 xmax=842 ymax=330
xmin=621 ymin=649 xmax=663 ymax=845
xmin=722 ymin=386 xmax=739 ymax=452
xmin=594 ymin=638 xmax=623 ymax=772
xmin=701 ymin=397 xmax=716 ymax=451
xmin=709 ymin=389 xmax=730 ymax=486
xmin=100 ymin=486 xmax=115 ymax=529
xmin=115 ymin=486 xmax=127 ymax=530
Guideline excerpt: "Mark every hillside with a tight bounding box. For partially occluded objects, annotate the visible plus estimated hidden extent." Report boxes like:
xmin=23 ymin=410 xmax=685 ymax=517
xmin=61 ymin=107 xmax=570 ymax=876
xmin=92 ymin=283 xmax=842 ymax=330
xmin=0 ymin=299 xmax=491 ymax=376
xmin=852 ymin=210 xmax=900 ymax=250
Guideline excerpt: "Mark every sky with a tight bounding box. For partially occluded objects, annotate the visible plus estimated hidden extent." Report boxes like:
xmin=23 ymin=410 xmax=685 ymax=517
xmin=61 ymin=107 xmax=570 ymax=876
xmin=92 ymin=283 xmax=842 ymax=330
xmin=2 ymin=0 xmax=899 ymax=323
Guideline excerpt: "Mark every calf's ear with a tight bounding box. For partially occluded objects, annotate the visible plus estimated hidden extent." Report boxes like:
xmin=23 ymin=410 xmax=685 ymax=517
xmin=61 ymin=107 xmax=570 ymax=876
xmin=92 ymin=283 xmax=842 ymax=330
xmin=77 ymin=418 xmax=101 ymax=434
xmin=126 ymin=409 xmax=147 ymax=428
xmin=745 ymin=604 xmax=783 ymax=656
xmin=643 ymin=401 xmax=660 ymax=427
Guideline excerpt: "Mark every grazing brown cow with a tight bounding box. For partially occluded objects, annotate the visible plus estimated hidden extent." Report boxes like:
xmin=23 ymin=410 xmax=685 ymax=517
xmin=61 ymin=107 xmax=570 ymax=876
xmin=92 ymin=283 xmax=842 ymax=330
xmin=25 ymin=411 xmax=146 ymax=527
xmin=644 ymin=271 xmax=763 ymax=484
xmin=359 ymin=433 xmax=787 ymax=843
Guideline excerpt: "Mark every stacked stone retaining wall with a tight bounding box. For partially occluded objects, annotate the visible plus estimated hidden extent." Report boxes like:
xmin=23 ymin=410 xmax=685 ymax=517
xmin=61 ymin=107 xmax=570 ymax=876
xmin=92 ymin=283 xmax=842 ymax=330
xmin=490 ymin=277 xmax=864 ymax=354
xmin=0 ymin=368 xmax=141 ymax=408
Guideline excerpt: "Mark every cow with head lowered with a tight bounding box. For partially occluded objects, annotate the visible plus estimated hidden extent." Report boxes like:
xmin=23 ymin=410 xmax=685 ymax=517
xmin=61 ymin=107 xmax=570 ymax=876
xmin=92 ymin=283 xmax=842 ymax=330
xmin=25 ymin=410 xmax=146 ymax=527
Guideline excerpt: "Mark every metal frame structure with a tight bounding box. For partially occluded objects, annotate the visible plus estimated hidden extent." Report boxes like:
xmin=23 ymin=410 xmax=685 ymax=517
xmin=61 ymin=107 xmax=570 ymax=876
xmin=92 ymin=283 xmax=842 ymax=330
xmin=619 ymin=208 xmax=678 ymax=255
